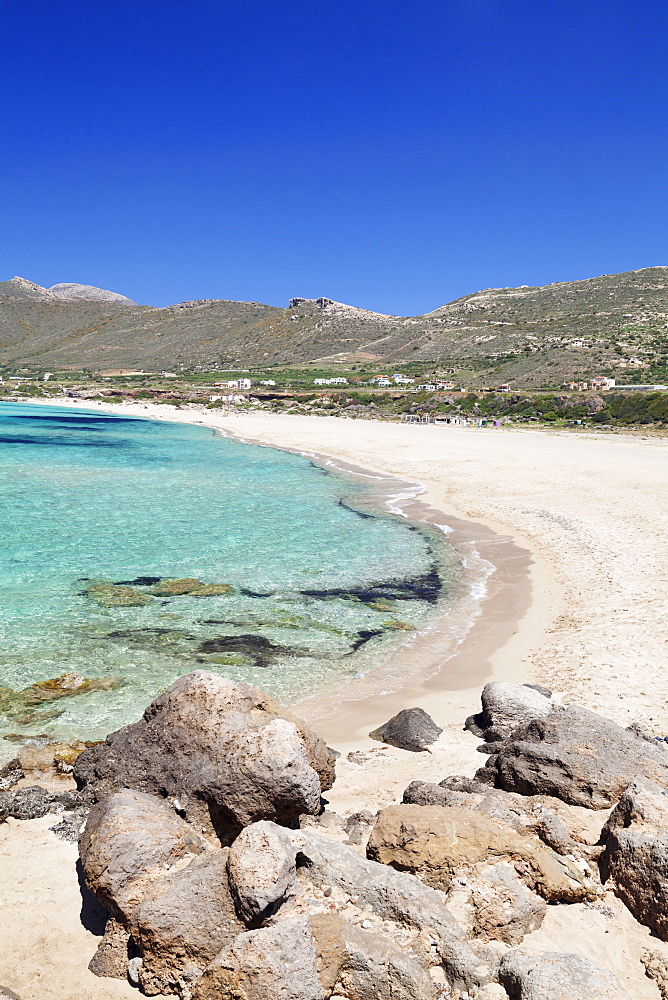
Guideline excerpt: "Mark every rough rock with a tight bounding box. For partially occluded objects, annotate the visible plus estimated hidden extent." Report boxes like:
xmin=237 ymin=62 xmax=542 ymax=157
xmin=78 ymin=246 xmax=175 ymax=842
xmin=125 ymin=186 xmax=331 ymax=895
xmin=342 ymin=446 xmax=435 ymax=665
xmin=498 ymin=949 xmax=627 ymax=999
xmin=641 ymin=949 xmax=668 ymax=1000
xmin=88 ymin=917 xmax=136 ymax=978
xmin=227 ymin=821 xmax=297 ymax=925
xmin=469 ymin=862 xmax=546 ymax=945
xmin=403 ymin=782 xmax=585 ymax=858
xmin=309 ymin=912 xmax=437 ymax=999
xmin=475 ymin=705 xmax=668 ymax=808
xmin=368 ymin=707 xmax=443 ymax=752
xmin=79 ymin=789 xmax=207 ymax=921
xmin=292 ymin=829 xmax=498 ymax=993
xmin=215 ymin=718 xmax=321 ymax=828
xmin=465 ymin=682 xmax=555 ymax=742
xmin=191 ymin=916 xmax=323 ymax=1000
xmin=130 ymin=850 xmax=244 ymax=996
xmin=367 ymin=804 xmax=592 ymax=902
xmin=0 ymin=784 xmax=82 ymax=821
xmin=600 ymin=776 xmax=668 ymax=939
xmin=74 ymin=671 xmax=335 ymax=839
xmin=0 ymin=757 xmax=23 ymax=790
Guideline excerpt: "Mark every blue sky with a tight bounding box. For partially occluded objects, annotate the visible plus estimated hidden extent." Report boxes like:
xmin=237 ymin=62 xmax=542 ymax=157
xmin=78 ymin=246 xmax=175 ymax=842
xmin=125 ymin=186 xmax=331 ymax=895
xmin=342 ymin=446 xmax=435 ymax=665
xmin=2 ymin=0 xmax=667 ymax=314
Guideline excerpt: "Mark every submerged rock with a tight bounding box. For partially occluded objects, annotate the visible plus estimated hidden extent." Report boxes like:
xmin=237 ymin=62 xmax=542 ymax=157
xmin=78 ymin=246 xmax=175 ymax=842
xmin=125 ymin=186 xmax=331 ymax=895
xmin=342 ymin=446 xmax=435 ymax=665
xmin=0 ymin=672 xmax=122 ymax=725
xmin=84 ymin=582 xmax=154 ymax=607
xmin=369 ymin=707 xmax=443 ymax=752
xmin=74 ymin=671 xmax=336 ymax=840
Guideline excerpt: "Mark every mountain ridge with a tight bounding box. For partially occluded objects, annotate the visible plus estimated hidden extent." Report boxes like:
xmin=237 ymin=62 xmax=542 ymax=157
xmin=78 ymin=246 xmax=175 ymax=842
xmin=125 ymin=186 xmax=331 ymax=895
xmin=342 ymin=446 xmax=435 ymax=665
xmin=1 ymin=268 xmax=666 ymax=380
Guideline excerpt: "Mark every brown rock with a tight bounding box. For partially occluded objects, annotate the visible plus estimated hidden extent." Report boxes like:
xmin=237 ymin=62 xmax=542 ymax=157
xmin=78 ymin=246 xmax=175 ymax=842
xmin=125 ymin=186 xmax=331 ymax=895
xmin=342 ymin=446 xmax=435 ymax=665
xmin=79 ymin=789 xmax=207 ymax=921
xmin=367 ymin=804 xmax=592 ymax=902
xmin=130 ymin=850 xmax=244 ymax=996
xmin=74 ymin=671 xmax=335 ymax=839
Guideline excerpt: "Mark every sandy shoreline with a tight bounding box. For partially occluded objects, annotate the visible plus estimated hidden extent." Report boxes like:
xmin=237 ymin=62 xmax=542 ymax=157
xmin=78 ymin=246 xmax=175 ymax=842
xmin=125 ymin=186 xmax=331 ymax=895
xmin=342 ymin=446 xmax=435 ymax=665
xmin=2 ymin=397 xmax=668 ymax=999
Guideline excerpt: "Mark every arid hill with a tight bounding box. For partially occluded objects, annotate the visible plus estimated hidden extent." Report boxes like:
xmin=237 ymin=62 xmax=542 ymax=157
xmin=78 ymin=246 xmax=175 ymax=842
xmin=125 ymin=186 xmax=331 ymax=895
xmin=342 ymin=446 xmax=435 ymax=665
xmin=1 ymin=268 xmax=666 ymax=375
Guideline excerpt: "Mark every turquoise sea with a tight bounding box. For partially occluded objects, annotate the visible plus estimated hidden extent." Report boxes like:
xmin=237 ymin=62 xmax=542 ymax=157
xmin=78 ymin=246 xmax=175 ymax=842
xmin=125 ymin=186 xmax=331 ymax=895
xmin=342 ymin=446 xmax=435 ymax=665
xmin=0 ymin=402 xmax=459 ymax=749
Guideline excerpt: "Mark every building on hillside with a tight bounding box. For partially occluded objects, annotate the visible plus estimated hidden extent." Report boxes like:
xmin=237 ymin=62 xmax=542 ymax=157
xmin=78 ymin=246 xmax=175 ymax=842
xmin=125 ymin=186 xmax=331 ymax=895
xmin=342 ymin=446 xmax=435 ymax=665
xmin=236 ymin=379 xmax=252 ymax=390
xmin=259 ymin=380 xmax=276 ymax=386
xmin=563 ymin=380 xmax=590 ymax=391
xmin=589 ymin=376 xmax=616 ymax=390
xmin=416 ymin=383 xmax=436 ymax=391
xmin=370 ymin=376 xmax=392 ymax=387
xmin=314 ymin=377 xmax=348 ymax=386
xmin=497 ymin=384 xmax=510 ymax=392
xmin=434 ymin=381 xmax=455 ymax=390
xmin=393 ymin=375 xmax=415 ymax=384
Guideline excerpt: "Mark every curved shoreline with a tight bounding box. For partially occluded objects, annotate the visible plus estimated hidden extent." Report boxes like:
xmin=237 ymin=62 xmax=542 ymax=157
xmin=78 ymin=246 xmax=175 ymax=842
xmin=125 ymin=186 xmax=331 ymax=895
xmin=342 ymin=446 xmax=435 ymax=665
xmin=14 ymin=397 xmax=546 ymax=749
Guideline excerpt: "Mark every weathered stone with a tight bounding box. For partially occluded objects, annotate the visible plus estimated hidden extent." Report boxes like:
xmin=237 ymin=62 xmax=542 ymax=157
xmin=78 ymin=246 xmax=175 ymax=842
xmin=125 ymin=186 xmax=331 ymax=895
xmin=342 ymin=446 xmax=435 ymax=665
xmin=0 ymin=757 xmax=23 ymax=790
xmin=79 ymin=789 xmax=207 ymax=921
xmin=367 ymin=804 xmax=592 ymax=902
xmin=475 ymin=705 xmax=668 ymax=808
xmin=130 ymin=850 xmax=244 ymax=996
xmin=191 ymin=916 xmax=323 ymax=1000
xmin=369 ymin=707 xmax=443 ymax=752
xmin=310 ymin=912 xmax=437 ymax=999
xmin=292 ymin=829 xmax=498 ymax=993
xmin=88 ymin=917 xmax=135 ymax=979
xmin=403 ymin=782 xmax=584 ymax=857
xmin=498 ymin=949 xmax=627 ymax=999
xmin=227 ymin=821 xmax=297 ymax=925
xmin=213 ymin=718 xmax=321 ymax=828
xmin=470 ymin=861 xmax=546 ymax=946
xmin=466 ymin=682 xmax=555 ymax=742
xmin=0 ymin=784 xmax=82 ymax=821
xmin=600 ymin=777 xmax=668 ymax=939
xmin=641 ymin=949 xmax=668 ymax=1000
xmin=74 ymin=671 xmax=335 ymax=839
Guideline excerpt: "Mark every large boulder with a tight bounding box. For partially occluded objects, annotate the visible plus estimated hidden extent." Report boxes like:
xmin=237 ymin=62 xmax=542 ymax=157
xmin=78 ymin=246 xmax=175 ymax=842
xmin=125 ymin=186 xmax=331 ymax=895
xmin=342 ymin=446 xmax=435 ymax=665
xmin=79 ymin=789 xmax=207 ymax=921
xmin=129 ymin=850 xmax=244 ymax=996
xmin=369 ymin=707 xmax=443 ymax=752
xmin=469 ymin=861 xmax=547 ymax=946
xmin=227 ymin=821 xmax=297 ymax=925
xmin=367 ymin=804 xmax=592 ymax=902
xmin=475 ymin=705 xmax=668 ymax=808
xmin=309 ymin=912 xmax=437 ymax=999
xmin=403 ymin=781 xmax=586 ymax=858
xmin=498 ymin=950 xmax=627 ymax=999
xmin=190 ymin=917 xmax=323 ymax=1000
xmin=466 ymin=682 xmax=555 ymax=742
xmin=74 ymin=671 xmax=336 ymax=839
xmin=600 ymin=777 xmax=668 ymax=939
xmin=292 ymin=829 xmax=499 ymax=994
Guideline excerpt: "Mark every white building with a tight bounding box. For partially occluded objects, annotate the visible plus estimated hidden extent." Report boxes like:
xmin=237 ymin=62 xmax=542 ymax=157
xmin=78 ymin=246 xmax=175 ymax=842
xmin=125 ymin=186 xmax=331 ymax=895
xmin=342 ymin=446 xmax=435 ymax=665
xmin=393 ymin=375 xmax=415 ymax=384
xmin=314 ymin=377 xmax=348 ymax=386
xmin=259 ymin=379 xmax=276 ymax=386
xmin=616 ymin=384 xmax=668 ymax=391
xmin=236 ymin=379 xmax=252 ymax=390
xmin=416 ymin=383 xmax=437 ymax=391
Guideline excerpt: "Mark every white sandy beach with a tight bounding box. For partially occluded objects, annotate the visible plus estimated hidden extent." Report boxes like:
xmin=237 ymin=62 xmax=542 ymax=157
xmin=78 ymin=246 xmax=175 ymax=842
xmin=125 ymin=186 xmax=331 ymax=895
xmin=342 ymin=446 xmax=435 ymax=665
xmin=2 ymin=399 xmax=668 ymax=998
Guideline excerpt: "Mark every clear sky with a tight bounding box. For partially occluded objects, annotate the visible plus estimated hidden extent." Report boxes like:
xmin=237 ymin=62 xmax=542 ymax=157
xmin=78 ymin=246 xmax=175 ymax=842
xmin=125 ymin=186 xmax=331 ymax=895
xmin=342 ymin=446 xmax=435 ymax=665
xmin=2 ymin=0 xmax=667 ymax=314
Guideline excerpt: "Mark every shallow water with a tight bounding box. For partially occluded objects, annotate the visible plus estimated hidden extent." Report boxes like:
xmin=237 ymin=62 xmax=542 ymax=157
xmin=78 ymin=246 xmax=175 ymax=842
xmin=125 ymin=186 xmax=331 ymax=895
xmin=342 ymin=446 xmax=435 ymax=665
xmin=0 ymin=402 xmax=459 ymax=744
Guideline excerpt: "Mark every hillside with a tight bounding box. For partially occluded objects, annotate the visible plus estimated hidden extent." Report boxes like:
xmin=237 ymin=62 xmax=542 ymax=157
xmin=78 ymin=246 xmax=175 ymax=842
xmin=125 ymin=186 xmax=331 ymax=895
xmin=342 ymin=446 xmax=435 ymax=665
xmin=1 ymin=269 xmax=667 ymax=383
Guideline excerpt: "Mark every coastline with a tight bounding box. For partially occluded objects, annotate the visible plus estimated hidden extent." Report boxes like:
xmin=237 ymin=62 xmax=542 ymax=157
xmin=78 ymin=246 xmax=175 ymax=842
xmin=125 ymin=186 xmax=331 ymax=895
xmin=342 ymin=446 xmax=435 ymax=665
xmin=3 ymin=397 xmax=668 ymax=1000
xmin=10 ymin=397 xmax=543 ymax=752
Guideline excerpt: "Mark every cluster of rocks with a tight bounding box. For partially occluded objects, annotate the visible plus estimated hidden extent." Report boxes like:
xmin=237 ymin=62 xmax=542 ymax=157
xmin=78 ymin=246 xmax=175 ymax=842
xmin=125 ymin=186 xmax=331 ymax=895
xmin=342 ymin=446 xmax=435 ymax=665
xmin=82 ymin=578 xmax=235 ymax=607
xmin=8 ymin=672 xmax=668 ymax=998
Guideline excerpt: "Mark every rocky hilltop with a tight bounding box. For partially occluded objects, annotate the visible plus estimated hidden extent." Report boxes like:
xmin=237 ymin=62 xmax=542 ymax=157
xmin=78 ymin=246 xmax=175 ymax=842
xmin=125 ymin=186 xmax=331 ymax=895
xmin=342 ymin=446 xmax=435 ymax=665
xmin=0 ymin=267 xmax=666 ymax=376
xmin=4 ymin=672 xmax=668 ymax=998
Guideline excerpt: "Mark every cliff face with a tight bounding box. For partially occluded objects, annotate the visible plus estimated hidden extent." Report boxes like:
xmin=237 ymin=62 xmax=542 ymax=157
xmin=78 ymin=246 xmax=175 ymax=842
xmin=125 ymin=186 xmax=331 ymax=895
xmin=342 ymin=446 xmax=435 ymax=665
xmin=1 ymin=266 xmax=666 ymax=373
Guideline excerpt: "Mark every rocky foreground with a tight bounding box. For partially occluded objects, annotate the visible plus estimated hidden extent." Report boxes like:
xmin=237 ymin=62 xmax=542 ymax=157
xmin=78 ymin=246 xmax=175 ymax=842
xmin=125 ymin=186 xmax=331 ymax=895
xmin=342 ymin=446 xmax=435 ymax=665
xmin=4 ymin=673 xmax=668 ymax=999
